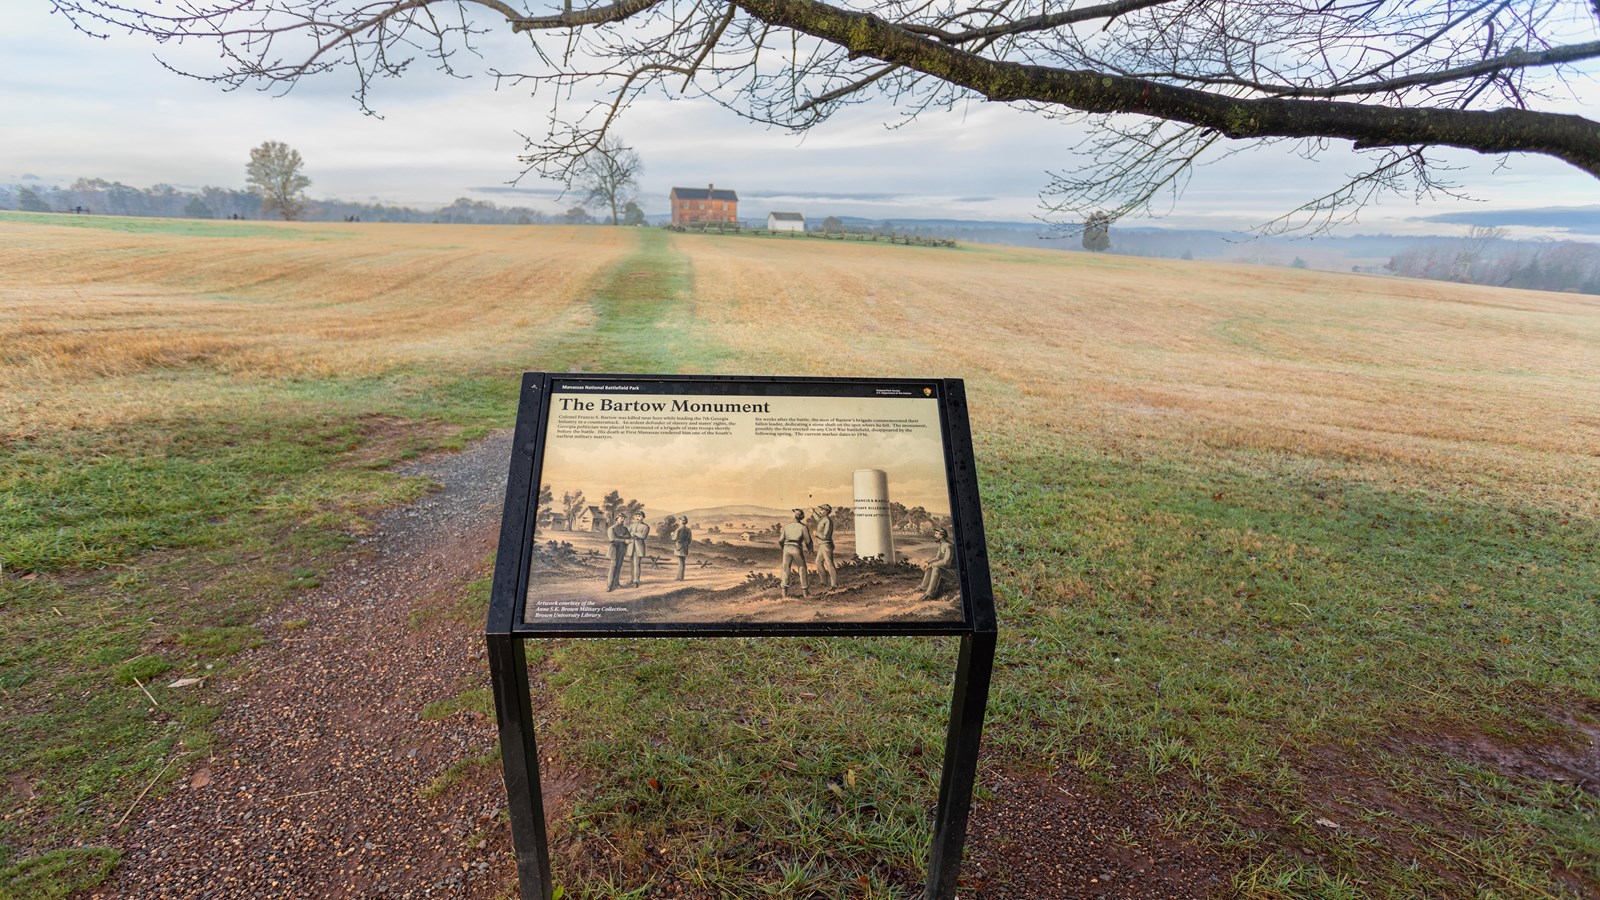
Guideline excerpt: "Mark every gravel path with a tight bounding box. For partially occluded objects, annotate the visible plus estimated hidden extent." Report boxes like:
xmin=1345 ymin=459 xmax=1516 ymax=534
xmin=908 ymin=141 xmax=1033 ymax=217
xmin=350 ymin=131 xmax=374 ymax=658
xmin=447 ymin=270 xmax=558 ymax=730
xmin=86 ymin=431 xmax=1231 ymax=899
xmin=89 ymin=433 xmax=518 ymax=900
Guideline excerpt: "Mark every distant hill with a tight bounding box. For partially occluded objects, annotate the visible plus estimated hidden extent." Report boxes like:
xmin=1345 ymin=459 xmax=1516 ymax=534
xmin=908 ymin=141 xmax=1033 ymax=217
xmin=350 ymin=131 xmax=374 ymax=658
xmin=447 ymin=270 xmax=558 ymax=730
xmin=672 ymin=505 xmax=794 ymax=530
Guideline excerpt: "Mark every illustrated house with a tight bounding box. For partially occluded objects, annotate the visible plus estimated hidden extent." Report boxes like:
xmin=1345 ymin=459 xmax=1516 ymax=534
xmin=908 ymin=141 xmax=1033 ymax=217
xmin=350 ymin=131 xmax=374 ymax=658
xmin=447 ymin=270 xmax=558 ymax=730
xmin=670 ymin=184 xmax=738 ymax=225
xmin=572 ymin=506 xmax=606 ymax=532
xmin=767 ymin=211 xmax=804 ymax=232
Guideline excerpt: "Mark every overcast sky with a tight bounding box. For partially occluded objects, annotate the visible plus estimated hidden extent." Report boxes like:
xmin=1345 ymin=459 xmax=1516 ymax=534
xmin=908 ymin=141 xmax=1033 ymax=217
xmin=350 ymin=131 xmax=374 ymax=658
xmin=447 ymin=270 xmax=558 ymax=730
xmin=3 ymin=3 xmax=1597 ymax=234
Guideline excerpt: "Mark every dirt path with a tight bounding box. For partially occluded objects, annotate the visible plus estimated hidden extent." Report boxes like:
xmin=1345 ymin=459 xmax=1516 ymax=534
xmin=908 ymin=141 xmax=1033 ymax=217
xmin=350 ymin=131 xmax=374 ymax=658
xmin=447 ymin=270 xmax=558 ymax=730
xmin=87 ymin=434 xmax=518 ymax=900
xmin=86 ymin=432 xmax=1231 ymax=899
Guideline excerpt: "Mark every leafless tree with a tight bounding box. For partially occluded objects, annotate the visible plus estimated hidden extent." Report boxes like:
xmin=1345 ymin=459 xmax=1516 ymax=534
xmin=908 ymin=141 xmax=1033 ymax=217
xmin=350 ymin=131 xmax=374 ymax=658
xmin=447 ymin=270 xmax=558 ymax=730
xmin=1455 ymin=224 xmax=1510 ymax=280
xmin=575 ymin=135 xmax=643 ymax=225
xmin=52 ymin=0 xmax=1600 ymax=230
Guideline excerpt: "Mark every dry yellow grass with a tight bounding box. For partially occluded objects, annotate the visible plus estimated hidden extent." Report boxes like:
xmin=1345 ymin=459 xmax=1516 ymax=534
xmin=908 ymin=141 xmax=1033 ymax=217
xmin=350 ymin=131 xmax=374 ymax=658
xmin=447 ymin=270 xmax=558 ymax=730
xmin=680 ymin=233 xmax=1600 ymax=515
xmin=0 ymin=219 xmax=628 ymax=434
xmin=5 ymin=215 xmax=1596 ymax=513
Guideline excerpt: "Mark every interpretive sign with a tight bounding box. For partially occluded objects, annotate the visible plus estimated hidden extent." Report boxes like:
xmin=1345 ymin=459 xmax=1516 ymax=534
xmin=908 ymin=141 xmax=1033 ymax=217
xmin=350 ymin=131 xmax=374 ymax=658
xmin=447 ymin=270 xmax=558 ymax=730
xmin=487 ymin=373 xmax=996 ymax=899
xmin=521 ymin=376 xmax=968 ymax=632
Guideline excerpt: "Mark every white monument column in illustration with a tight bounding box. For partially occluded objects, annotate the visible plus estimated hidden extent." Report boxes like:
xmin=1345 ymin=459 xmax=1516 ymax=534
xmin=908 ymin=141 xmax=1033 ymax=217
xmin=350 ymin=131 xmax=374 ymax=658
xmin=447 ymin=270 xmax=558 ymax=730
xmin=853 ymin=468 xmax=895 ymax=562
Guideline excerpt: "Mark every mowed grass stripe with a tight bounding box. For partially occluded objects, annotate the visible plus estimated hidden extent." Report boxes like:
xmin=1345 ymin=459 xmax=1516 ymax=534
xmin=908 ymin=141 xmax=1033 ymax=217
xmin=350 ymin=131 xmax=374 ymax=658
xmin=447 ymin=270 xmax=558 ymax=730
xmin=542 ymin=226 xmax=731 ymax=374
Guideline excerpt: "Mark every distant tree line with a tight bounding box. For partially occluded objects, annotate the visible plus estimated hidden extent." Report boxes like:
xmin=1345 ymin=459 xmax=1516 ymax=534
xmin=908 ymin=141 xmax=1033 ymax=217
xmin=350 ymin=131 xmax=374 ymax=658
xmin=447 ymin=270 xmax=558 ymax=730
xmin=0 ymin=179 xmax=564 ymax=226
xmin=1387 ymin=227 xmax=1600 ymax=295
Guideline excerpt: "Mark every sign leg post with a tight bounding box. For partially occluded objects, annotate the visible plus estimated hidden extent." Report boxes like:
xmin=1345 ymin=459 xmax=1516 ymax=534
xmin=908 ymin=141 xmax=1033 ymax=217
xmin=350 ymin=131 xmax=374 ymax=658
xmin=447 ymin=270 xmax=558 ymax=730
xmin=924 ymin=630 xmax=996 ymax=900
xmin=487 ymin=634 xmax=553 ymax=900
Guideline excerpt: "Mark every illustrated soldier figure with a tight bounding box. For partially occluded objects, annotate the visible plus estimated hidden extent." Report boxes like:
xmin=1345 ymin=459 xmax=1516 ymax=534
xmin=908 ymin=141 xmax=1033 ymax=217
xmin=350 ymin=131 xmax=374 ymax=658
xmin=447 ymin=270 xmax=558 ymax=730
xmin=778 ymin=508 xmax=813 ymax=597
xmin=627 ymin=511 xmax=650 ymax=587
xmin=605 ymin=513 xmax=630 ymax=591
xmin=670 ymin=516 xmax=692 ymax=581
xmin=918 ymin=527 xmax=957 ymax=601
xmin=811 ymin=504 xmax=838 ymax=590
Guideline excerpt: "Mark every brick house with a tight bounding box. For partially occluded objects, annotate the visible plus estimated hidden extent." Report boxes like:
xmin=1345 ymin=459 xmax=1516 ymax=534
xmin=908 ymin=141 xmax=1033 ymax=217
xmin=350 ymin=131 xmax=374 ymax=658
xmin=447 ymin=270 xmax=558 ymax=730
xmin=670 ymin=184 xmax=738 ymax=225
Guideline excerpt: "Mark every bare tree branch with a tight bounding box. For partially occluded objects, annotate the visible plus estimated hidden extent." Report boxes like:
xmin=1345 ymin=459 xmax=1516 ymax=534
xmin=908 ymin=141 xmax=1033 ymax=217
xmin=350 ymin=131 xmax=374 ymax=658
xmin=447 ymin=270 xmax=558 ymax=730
xmin=49 ymin=0 xmax=1600 ymax=229
xmin=731 ymin=0 xmax=1600 ymax=176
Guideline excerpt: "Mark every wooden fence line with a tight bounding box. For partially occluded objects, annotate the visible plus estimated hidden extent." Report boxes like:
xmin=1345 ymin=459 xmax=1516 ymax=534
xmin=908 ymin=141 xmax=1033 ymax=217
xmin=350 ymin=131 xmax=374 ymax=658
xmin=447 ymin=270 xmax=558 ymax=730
xmin=664 ymin=222 xmax=956 ymax=248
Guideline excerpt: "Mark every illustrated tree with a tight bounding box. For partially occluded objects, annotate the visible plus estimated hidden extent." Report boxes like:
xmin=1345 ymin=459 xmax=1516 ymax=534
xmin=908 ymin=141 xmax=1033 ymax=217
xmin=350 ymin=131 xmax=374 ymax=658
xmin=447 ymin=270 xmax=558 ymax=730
xmin=1081 ymin=212 xmax=1111 ymax=252
xmin=245 ymin=140 xmax=311 ymax=220
xmin=52 ymin=1 xmax=1600 ymax=229
xmin=537 ymin=483 xmax=555 ymax=528
xmin=560 ymin=489 xmax=587 ymax=530
xmin=575 ymin=135 xmax=643 ymax=225
xmin=907 ymin=505 xmax=931 ymax=531
xmin=888 ymin=501 xmax=910 ymax=530
xmin=599 ymin=490 xmax=644 ymax=522
xmin=600 ymin=490 xmax=624 ymax=521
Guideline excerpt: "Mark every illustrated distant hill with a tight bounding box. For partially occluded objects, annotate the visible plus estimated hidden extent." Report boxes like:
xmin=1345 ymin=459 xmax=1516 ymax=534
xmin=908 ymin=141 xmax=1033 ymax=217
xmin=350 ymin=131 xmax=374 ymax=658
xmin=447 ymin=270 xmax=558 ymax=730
xmin=671 ymin=504 xmax=798 ymax=531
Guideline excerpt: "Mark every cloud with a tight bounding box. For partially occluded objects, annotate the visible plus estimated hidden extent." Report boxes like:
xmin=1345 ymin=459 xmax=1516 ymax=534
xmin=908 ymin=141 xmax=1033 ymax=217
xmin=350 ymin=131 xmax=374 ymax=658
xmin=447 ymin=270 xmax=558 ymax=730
xmin=471 ymin=185 xmax=567 ymax=197
xmin=1414 ymin=206 xmax=1600 ymax=235
xmin=738 ymin=190 xmax=909 ymax=202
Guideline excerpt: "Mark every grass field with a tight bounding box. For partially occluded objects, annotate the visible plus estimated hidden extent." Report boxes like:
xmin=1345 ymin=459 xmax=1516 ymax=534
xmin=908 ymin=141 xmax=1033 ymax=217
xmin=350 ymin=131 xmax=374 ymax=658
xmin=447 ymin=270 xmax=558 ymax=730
xmin=2 ymin=211 xmax=1598 ymax=898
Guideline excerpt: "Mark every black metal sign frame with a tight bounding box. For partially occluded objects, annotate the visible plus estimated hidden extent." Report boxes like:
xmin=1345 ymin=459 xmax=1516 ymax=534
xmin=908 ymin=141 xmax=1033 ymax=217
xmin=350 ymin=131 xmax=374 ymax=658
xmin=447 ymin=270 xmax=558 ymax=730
xmin=486 ymin=372 xmax=996 ymax=899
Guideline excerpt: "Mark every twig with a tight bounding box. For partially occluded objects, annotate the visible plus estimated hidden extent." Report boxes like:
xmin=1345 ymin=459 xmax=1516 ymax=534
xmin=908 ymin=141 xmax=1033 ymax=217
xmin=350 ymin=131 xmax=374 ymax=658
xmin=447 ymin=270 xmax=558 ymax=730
xmin=116 ymin=759 xmax=173 ymax=829
xmin=132 ymin=676 xmax=160 ymax=708
xmin=269 ymin=787 xmax=332 ymax=803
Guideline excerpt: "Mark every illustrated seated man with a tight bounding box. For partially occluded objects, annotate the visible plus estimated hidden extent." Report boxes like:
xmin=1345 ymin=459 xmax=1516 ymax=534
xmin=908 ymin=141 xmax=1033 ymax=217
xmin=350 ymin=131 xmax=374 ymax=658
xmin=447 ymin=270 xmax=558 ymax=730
xmin=918 ymin=528 xmax=956 ymax=601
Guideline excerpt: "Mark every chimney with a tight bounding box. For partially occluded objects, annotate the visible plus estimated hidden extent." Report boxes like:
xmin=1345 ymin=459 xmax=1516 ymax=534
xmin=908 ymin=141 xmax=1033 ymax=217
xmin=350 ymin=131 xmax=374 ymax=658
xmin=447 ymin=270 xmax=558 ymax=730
xmin=708 ymin=183 xmax=714 ymax=194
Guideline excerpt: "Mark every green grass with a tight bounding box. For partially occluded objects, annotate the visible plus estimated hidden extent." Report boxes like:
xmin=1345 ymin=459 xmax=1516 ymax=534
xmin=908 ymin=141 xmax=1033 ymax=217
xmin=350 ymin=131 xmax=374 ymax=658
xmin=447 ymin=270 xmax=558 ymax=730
xmin=422 ymin=747 xmax=502 ymax=800
xmin=974 ymin=439 xmax=1600 ymax=896
xmin=0 ymin=209 xmax=332 ymax=239
xmin=542 ymin=635 xmax=948 ymax=890
xmin=0 ymin=373 xmax=523 ymax=884
xmin=0 ymin=226 xmax=730 ymax=896
xmin=0 ymin=847 xmax=120 ymax=900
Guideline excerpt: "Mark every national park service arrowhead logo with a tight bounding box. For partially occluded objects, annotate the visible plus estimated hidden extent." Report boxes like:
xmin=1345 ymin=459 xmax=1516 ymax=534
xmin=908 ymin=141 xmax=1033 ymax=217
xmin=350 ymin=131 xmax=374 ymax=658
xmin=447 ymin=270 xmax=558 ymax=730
xmin=923 ymin=387 xmax=933 ymax=396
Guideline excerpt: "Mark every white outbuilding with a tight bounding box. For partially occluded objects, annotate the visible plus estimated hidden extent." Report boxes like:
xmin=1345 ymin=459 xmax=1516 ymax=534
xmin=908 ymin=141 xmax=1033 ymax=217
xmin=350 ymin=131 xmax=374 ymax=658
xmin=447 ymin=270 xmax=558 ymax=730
xmin=767 ymin=211 xmax=805 ymax=232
